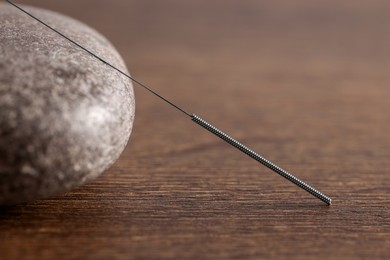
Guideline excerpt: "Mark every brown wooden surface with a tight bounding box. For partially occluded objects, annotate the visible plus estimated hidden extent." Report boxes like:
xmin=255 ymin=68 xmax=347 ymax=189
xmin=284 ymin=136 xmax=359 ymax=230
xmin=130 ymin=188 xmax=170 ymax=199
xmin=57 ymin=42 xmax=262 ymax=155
xmin=1 ymin=0 xmax=389 ymax=259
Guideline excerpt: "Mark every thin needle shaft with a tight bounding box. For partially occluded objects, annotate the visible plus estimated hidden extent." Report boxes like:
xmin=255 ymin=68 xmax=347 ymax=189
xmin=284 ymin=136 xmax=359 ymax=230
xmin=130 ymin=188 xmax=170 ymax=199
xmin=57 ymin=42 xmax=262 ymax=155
xmin=5 ymin=0 xmax=192 ymax=117
xmin=6 ymin=0 xmax=332 ymax=205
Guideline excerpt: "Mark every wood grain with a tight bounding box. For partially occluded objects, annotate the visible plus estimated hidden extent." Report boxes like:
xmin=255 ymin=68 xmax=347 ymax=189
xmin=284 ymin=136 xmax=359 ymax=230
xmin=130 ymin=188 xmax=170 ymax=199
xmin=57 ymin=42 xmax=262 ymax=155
xmin=1 ymin=0 xmax=389 ymax=259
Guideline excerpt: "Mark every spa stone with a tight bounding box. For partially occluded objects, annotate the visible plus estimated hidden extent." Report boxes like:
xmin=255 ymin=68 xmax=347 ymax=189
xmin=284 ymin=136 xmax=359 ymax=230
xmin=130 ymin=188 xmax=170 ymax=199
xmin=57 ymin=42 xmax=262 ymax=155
xmin=0 ymin=3 xmax=135 ymax=204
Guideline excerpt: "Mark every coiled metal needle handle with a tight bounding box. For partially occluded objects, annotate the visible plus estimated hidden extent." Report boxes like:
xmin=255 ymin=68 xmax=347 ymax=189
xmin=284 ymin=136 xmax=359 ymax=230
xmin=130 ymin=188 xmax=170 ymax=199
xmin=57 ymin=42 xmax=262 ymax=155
xmin=192 ymin=115 xmax=332 ymax=205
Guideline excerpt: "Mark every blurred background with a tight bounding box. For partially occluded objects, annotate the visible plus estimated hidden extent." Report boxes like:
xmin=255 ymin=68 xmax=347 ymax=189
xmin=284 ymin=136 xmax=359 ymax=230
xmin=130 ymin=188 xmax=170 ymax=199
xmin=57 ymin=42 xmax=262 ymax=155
xmin=4 ymin=0 xmax=390 ymax=259
xmin=14 ymin=0 xmax=390 ymax=164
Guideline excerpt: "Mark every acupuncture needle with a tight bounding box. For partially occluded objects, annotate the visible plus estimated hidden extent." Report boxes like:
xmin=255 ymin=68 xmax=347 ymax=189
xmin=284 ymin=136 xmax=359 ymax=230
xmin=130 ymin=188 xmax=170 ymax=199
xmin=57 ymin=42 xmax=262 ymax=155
xmin=6 ymin=0 xmax=332 ymax=205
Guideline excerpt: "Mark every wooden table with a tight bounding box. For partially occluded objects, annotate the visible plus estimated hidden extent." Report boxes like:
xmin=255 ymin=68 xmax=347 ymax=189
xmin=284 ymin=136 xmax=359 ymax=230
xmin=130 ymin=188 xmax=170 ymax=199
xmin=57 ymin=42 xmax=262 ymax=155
xmin=1 ymin=0 xmax=389 ymax=259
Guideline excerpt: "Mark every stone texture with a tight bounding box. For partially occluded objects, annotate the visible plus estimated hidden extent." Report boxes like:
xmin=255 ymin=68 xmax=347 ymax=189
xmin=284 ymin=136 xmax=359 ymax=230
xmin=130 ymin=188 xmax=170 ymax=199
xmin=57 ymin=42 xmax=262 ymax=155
xmin=0 ymin=3 xmax=135 ymax=205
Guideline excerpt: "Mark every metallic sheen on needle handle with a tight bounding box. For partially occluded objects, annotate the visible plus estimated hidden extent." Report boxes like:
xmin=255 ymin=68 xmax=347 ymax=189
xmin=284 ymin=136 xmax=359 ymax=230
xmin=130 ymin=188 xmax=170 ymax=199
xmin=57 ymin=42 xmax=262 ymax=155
xmin=191 ymin=114 xmax=332 ymax=205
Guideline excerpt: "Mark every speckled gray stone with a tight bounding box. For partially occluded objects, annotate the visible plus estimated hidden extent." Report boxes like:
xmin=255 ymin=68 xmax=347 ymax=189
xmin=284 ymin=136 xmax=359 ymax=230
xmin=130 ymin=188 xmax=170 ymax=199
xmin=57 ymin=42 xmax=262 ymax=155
xmin=0 ymin=4 xmax=135 ymax=205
